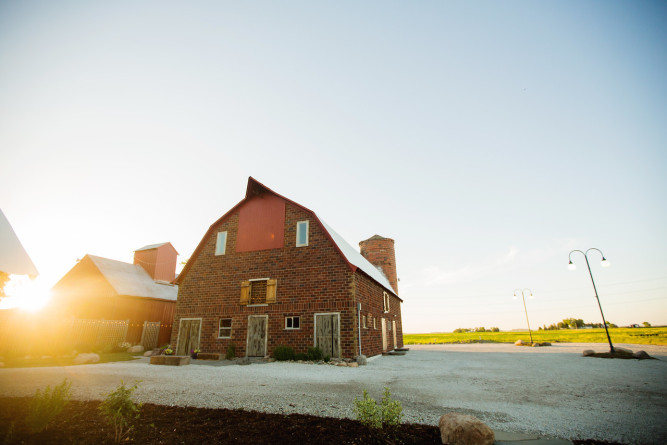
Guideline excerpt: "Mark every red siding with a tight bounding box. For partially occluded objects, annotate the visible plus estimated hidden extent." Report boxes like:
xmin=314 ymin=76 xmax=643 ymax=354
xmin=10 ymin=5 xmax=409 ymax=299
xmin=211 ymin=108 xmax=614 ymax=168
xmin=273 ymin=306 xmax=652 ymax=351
xmin=236 ymin=194 xmax=285 ymax=252
xmin=134 ymin=243 xmax=178 ymax=282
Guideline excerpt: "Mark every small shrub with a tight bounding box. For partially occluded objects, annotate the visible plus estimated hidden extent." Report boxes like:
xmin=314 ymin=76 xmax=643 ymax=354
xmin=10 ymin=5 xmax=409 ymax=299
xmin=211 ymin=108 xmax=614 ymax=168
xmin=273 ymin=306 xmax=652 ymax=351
xmin=273 ymin=345 xmax=295 ymax=361
xmin=353 ymin=387 xmax=403 ymax=430
xmin=294 ymin=352 xmax=308 ymax=361
xmin=25 ymin=379 xmax=72 ymax=433
xmin=353 ymin=390 xmax=381 ymax=429
xmin=225 ymin=344 xmax=236 ymax=360
xmin=99 ymin=381 xmax=142 ymax=443
xmin=307 ymin=346 xmax=323 ymax=361
xmin=323 ymin=355 xmax=331 ymax=363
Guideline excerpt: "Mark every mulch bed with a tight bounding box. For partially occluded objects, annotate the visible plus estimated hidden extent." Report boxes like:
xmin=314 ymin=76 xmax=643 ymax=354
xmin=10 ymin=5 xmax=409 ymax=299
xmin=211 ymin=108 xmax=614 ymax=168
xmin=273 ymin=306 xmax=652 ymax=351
xmin=0 ymin=397 xmax=628 ymax=444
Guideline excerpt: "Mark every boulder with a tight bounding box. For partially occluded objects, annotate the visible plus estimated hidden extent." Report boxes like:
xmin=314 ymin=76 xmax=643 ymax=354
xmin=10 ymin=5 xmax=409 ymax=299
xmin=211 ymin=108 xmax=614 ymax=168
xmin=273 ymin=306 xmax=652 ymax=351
xmin=336 ymin=362 xmax=348 ymax=367
xmin=128 ymin=345 xmax=144 ymax=354
xmin=143 ymin=351 xmax=153 ymax=357
xmin=531 ymin=342 xmax=540 ymax=347
xmin=615 ymin=347 xmax=632 ymax=354
xmin=355 ymin=355 xmax=368 ymax=366
xmin=150 ymin=355 xmax=190 ymax=366
xmin=237 ymin=357 xmax=251 ymax=366
xmin=73 ymin=353 xmax=100 ymax=364
xmin=633 ymin=350 xmax=651 ymax=359
xmin=514 ymin=339 xmax=524 ymax=346
xmin=348 ymin=362 xmax=359 ymax=368
xmin=439 ymin=412 xmax=494 ymax=445
xmin=582 ymin=350 xmax=595 ymax=357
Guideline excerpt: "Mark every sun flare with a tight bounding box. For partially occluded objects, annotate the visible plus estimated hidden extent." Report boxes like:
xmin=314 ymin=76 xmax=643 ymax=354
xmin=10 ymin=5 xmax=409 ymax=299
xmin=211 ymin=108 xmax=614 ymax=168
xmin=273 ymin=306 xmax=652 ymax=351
xmin=0 ymin=275 xmax=52 ymax=311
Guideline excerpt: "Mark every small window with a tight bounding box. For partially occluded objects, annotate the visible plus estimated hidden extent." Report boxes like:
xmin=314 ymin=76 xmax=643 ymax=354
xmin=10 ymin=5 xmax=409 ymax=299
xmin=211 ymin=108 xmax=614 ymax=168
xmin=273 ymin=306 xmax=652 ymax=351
xmin=219 ymin=318 xmax=232 ymax=338
xmin=373 ymin=318 xmax=377 ymax=330
xmin=362 ymin=315 xmax=367 ymax=329
xmin=285 ymin=316 xmax=300 ymax=330
xmin=215 ymin=231 xmax=227 ymax=256
xmin=383 ymin=292 xmax=390 ymax=313
xmin=296 ymin=221 xmax=309 ymax=247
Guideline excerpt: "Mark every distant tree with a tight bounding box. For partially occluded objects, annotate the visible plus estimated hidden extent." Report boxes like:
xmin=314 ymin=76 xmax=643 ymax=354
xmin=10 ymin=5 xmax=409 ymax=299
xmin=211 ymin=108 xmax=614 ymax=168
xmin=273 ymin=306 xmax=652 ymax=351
xmin=642 ymin=322 xmax=651 ymax=328
xmin=453 ymin=328 xmax=468 ymax=334
xmin=489 ymin=327 xmax=500 ymax=332
xmin=563 ymin=318 xmax=584 ymax=329
xmin=605 ymin=321 xmax=618 ymax=328
xmin=474 ymin=327 xmax=486 ymax=332
xmin=557 ymin=321 xmax=568 ymax=329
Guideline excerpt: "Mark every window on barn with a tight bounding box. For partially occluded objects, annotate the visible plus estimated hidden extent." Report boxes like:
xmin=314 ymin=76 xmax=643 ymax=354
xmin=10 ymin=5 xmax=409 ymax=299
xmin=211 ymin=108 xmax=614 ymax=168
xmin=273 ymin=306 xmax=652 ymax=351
xmin=215 ymin=231 xmax=227 ymax=256
xmin=240 ymin=279 xmax=277 ymax=305
xmin=296 ymin=220 xmax=309 ymax=247
xmin=219 ymin=319 xmax=232 ymax=338
xmin=285 ymin=316 xmax=300 ymax=330
xmin=373 ymin=317 xmax=377 ymax=330
xmin=383 ymin=292 xmax=390 ymax=313
xmin=362 ymin=315 xmax=367 ymax=329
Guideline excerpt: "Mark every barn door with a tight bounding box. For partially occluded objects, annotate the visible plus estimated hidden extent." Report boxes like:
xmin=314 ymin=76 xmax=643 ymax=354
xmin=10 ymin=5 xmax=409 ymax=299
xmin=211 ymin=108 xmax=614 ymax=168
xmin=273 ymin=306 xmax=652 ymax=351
xmin=392 ymin=321 xmax=397 ymax=349
xmin=315 ymin=314 xmax=340 ymax=358
xmin=176 ymin=318 xmax=201 ymax=356
xmin=140 ymin=321 xmax=161 ymax=350
xmin=381 ymin=318 xmax=388 ymax=352
xmin=247 ymin=316 xmax=268 ymax=357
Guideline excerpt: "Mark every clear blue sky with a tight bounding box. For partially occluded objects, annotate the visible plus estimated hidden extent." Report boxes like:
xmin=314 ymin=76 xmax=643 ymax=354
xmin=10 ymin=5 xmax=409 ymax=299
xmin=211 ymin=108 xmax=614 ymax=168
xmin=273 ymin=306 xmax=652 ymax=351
xmin=1 ymin=1 xmax=666 ymax=331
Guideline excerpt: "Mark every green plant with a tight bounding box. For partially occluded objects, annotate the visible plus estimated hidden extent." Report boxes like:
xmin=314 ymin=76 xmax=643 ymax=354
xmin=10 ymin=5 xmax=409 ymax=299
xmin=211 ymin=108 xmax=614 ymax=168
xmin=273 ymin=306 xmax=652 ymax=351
xmin=25 ymin=379 xmax=72 ymax=433
xmin=353 ymin=387 xmax=403 ymax=430
xmin=307 ymin=346 xmax=323 ymax=361
xmin=163 ymin=348 xmax=174 ymax=355
xmin=273 ymin=345 xmax=295 ymax=361
xmin=295 ymin=352 xmax=308 ymax=361
xmin=323 ymin=355 xmax=330 ymax=363
xmin=225 ymin=344 xmax=236 ymax=359
xmin=98 ymin=381 xmax=142 ymax=443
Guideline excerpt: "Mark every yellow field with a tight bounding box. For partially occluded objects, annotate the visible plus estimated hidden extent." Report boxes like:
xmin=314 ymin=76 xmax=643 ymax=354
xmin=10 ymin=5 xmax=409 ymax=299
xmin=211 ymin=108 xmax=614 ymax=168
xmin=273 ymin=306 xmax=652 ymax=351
xmin=404 ymin=327 xmax=667 ymax=345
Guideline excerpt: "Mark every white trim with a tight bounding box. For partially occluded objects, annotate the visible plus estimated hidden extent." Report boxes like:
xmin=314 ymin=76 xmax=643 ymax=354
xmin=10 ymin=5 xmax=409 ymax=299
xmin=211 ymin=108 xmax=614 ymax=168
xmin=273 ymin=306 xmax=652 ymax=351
xmin=296 ymin=220 xmax=309 ymax=247
xmin=175 ymin=317 xmax=202 ymax=356
xmin=215 ymin=231 xmax=227 ymax=256
xmin=313 ymin=312 xmax=341 ymax=358
xmin=249 ymin=277 xmax=270 ymax=282
xmin=247 ymin=304 xmax=268 ymax=307
xmin=285 ymin=315 xmax=301 ymax=330
xmin=218 ymin=318 xmax=232 ymax=339
xmin=246 ymin=315 xmax=269 ymax=357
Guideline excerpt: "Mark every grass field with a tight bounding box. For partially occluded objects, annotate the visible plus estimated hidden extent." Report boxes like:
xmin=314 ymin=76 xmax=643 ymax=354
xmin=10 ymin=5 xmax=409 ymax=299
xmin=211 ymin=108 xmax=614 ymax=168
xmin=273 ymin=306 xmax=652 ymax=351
xmin=404 ymin=327 xmax=667 ymax=345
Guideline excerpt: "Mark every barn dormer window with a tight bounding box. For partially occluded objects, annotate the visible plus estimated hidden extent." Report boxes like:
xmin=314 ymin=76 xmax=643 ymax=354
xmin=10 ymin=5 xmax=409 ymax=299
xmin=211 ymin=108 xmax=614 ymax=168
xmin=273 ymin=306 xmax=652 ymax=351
xmin=296 ymin=221 xmax=309 ymax=247
xmin=215 ymin=231 xmax=227 ymax=256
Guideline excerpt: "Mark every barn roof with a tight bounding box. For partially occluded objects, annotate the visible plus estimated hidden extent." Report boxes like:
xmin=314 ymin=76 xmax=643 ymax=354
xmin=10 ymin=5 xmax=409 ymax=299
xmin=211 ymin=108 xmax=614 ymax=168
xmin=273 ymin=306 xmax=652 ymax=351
xmin=87 ymin=255 xmax=178 ymax=301
xmin=0 ymin=208 xmax=38 ymax=277
xmin=177 ymin=177 xmax=399 ymax=298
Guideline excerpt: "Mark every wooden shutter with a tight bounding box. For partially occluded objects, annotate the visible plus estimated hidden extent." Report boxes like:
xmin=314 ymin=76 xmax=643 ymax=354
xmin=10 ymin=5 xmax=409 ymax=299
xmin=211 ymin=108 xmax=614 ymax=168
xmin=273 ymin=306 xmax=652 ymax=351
xmin=240 ymin=281 xmax=250 ymax=305
xmin=266 ymin=279 xmax=277 ymax=303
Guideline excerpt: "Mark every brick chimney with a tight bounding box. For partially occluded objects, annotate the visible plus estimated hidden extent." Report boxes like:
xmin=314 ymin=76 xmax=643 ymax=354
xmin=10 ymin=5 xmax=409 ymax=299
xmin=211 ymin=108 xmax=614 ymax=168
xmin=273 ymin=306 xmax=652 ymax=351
xmin=133 ymin=242 xmax=178 ymax=282
xmin=359 ymin=235 xmax=398 ymax=294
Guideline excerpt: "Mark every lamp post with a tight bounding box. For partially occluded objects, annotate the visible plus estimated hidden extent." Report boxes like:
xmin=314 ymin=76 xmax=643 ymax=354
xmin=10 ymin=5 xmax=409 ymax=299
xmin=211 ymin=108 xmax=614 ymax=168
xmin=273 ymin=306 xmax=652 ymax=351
xmin=513 ymin=288 xmax=533 ymax=344
xmin=568 ymin=248 xmax=614 ymax=353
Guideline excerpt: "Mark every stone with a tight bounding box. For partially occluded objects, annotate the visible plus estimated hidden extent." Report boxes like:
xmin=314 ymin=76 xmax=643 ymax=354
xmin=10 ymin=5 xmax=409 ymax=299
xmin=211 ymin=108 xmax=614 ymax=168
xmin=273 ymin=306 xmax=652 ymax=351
xmin=73 ymin=353 xmax=100 ymax=365
xmin=582 ymin=350 xmax=595 ymax=356
xmin=143 ymin=351 xmax=153 ymax=357
xmin=532 ymin=342 xmax=540 ymax=347
xmin=615 ymin=347 xmax=633 ymax=354
xmin=355 ymin=355 xmax=368 ymax=366
xmin=128 ymin=345 xmax=144 ymax=354
xmin=633 ymin=350 xmax=651 ymax=359
xmin=237 ymin=357 xmax=251 ymax=365
xmin=348 ymin=362 xmax=359 ymax=368
xmin=439 ymin=412 xmax=494 ymax=445
xmin=150 ymin=355 xmax=190 ymax=366
xmin=514 ymin=339 xmax=524 ymax=346
xmin=197 ymin=352 xmax=222 ymax=360
xmin=336 ymin=362 xmax=348 ymax=367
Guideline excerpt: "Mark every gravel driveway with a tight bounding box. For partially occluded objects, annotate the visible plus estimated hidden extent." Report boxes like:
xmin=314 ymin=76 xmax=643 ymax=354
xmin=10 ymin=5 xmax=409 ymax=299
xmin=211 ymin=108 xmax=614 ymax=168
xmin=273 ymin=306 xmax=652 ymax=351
xmin=1 ymin=342 xmax=665 ymax=444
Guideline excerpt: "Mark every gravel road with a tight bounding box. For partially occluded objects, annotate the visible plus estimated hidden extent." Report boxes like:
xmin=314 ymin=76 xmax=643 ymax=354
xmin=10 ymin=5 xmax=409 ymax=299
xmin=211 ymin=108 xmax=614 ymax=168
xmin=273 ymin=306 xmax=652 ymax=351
xmin=1 ymin=342 xmax=665 ymax=444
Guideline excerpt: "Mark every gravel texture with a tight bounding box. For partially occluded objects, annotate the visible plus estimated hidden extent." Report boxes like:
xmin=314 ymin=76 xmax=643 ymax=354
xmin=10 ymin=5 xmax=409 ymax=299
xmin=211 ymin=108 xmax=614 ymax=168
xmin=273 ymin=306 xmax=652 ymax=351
xmin=1 ymin=342 xmax=665 ymax=444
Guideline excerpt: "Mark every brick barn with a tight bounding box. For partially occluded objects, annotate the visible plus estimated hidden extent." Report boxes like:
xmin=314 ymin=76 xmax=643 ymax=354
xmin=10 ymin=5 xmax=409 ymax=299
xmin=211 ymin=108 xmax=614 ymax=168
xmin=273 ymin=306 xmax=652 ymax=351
xmin=172 ymin=177 xmax=403 ymax=359
xmin=50 ymin=243 xmax=179 ymax=349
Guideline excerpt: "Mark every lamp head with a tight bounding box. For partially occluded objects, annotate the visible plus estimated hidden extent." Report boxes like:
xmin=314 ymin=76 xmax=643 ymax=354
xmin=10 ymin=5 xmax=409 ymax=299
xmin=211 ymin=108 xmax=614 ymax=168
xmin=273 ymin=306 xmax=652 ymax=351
xmin=568 ymin=261 xmax=576 ymax=271
xmin=601 ymin=258 xmax=610 ymax=268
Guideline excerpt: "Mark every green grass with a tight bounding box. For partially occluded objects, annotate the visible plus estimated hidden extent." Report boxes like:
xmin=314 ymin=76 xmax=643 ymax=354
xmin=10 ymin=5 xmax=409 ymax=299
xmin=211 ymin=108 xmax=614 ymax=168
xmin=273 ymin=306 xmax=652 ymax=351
xmin=404 ymin=327 xmax=667 ymax=346
xmin=0 ymin=352 xmax=141 ymax=368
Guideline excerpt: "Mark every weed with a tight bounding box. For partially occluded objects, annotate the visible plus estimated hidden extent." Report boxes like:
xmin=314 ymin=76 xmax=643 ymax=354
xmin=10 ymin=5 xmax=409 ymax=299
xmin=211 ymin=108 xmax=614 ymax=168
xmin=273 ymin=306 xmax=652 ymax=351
xmin=225 ymin=344 xmax=236 ymax=360
xmin=294 ymin=352 xmax=308 ymax=361
xmin=273 ymin=345 xmax=295 ymax=361
xmin=98 ymin=381 xmax=142 ymax=443
xmin=25 ymin=379 xmax=72 ymax=433
xmin=307 ymin=346 xmax=323 ymax=361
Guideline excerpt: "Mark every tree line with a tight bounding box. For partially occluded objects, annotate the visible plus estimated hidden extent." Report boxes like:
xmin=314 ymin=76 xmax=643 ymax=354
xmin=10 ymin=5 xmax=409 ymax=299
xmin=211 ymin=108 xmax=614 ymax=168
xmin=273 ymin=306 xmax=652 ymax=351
xmin=538 ymin=318 xmax=651 ymax=330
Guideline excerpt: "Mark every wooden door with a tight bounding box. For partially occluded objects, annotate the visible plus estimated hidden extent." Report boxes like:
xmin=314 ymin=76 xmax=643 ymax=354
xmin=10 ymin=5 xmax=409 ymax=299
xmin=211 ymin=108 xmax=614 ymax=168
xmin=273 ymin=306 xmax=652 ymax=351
xmin=176 ymin=319 xmax=201 ymax=356
xmin=381 ymin=318 xmax=388 ymax=352
xmin=315 ymin=314 xmax=340 ymax=358
xmin=247 ymin=316 xmax=268 ymax=357
xmin=140 ymin=321 xmax=161 ymax=350
xmin=392 ymin=321 xmax=397 ymax=349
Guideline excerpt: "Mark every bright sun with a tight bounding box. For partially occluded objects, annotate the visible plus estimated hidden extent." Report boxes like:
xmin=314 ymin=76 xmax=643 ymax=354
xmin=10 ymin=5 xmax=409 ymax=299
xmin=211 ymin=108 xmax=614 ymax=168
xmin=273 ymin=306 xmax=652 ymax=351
xmin=0 ymin=275 xmax=52 ymax=311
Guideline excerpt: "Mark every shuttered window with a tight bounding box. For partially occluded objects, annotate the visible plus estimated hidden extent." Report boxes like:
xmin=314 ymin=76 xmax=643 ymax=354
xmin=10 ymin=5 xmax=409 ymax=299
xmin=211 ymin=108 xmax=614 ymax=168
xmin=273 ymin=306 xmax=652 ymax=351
xmin=241 ymin=279 xmax=278 ymax=305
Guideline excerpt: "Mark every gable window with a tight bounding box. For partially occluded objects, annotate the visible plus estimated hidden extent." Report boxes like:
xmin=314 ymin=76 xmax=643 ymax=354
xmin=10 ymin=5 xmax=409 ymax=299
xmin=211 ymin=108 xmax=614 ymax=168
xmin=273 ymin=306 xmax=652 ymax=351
xmin=240 ymin=279 xmax=277 ymax=305
xmin=218 ymin=318 xmax=232 ymax=338
xmin=383 ymin=292 xmax=391 ymax=313
xmin=285 ymin=316 xmax=300 ymax=330
xmin=296 ymin=221 xmax=309 ymax=247
xmin=215 ymin=231 xmax=227 ymax=256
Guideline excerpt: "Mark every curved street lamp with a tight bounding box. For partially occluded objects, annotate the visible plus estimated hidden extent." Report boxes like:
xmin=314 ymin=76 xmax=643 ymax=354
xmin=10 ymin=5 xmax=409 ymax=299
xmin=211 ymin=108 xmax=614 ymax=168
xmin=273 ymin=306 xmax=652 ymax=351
xmin=513 ymin=288 xmax=533 ymax=344
xmin=568 ymin=248 xmax=614 ymax=353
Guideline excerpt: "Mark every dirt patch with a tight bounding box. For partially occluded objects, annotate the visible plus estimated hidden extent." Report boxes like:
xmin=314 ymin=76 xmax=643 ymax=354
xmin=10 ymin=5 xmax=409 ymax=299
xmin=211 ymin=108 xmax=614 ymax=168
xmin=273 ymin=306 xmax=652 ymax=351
xmin=0 ymin=397 xmax=440 ymax=444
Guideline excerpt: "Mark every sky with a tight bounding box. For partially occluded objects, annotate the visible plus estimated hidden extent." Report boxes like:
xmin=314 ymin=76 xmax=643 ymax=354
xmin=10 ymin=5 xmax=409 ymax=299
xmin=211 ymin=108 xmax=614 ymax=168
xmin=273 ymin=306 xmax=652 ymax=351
xmin=1 ymin=1 xmax=666 ymax=332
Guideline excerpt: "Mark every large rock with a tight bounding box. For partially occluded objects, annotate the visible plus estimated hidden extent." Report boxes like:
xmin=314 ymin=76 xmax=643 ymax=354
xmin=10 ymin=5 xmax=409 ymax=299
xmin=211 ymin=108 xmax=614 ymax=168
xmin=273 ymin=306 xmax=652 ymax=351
xmin=73 ymin=353 xmax=100 ymax=364
xmin=615 ymin=347 xmax=632 ymax=354
xmin=439 ymin=413 xmax=494 ymax=445
xmin=355 ymin=354 xmax=367 ymax=366
xmin=582 ymin=350 xmax=595 ymax=357
xmin=128 ymin=345 xmax=144 ymax=354
xmin=514 ymin=339 xmax=524 ymax=346
xmin=633 ymin=350 xmax=651 ymax=359
xmin=149 ymin=355 xmax=190 ymax=366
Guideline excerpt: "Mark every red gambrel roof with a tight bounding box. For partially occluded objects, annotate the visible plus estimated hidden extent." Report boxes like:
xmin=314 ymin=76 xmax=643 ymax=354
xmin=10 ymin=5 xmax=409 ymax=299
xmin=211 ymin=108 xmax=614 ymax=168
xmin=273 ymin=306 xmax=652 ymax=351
xmin=176 ymin=177 xmax=400 ymax=299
